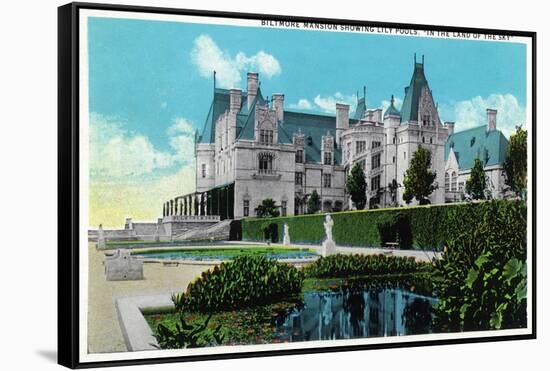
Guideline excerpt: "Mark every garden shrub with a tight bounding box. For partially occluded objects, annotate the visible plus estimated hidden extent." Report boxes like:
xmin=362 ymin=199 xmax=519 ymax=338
xmin=176 ymin=255 xmax=304 ymax=312
xmin=432 ymin=200 xmax=527 ymax=331
xmin=304 ymin=254 xmax=430 ymax=279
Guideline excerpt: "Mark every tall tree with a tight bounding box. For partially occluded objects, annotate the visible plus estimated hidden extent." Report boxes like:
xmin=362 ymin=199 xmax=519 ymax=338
xmin=255 ymin=198 xmax=280 ymax=218
xmin=403 ymin=146 xmax=437 ymax=205
xmin=504 ymin=127 xmax=528 ymax=197
xmin=306 ymin=190 xmax=321 ymax=214
xmin=465 ymin=157 xmax=487 ymax=200
xmin=346 ymin=163 xmax=367 ymax=210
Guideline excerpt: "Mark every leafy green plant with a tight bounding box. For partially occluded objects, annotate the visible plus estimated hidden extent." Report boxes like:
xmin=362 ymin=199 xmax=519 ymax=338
xmin=465 ymin=158 xmax=487 ymax=200
xmin=154 ymin=312 xmax=225 ymax=349
xmin=178 ymin=255 xmax=304 ymax=312
xmin=346 ymin=163 xmax=367 ymax=210
xmin=432 ymin=200 xmax=527 ymax=332
xmin=304 ymin=254 xmax=430 ymax=279
xmin=403 ymin=146 xmax=437 ymax=205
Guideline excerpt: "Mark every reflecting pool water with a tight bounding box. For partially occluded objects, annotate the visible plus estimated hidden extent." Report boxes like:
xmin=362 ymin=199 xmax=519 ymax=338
xmin=275 ymin=287 xmax=437 ymax=342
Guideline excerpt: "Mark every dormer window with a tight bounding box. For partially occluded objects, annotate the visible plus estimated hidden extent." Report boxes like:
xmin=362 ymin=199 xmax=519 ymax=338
xmin=324 ymin=152 xmax=332 ymax=165
xmin=295 ymin=149 xmax=304 ymax=163
xmin=470 ymin=137 xmax=476 ymax=147
xmin=422 ymin=114 xmax=431 ymax=126
xmin=260 ymin=129 xmax=274 ymax=144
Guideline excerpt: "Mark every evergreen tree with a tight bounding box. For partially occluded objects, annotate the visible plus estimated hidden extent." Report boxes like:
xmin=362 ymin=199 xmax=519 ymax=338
xmin=255 ymin=198 xmax=280 ymax=218
xmin=402 ymin=146 xmax=437 ymax=205
xmin=346 ymin=163 xmax=367 ymax=210
xmin=306 ymin=190 xmax=321 ymax=214
xmin=504 ymin=127 xmax=528 ymax=197
xmin=465 ymin=157 xmax=487 ymax=200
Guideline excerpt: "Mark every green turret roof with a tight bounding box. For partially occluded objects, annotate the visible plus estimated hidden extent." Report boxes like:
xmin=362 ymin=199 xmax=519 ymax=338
xmin=400 ymin=60 xmax=429 ymax=123
xmin=383 ymin=95 xmax=401 ymax=119
xmin=444 ymin=125 xmax=509 ymax=170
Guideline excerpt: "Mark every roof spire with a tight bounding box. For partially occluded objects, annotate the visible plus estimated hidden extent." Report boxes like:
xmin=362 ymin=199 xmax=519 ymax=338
xmin=363 ymin=85 xmax=366 ymax=99
xmin=391 ymin=94 xmax=395 ymax=105
xmin=213 ymin=70 xmax=216 ymax=92
xmin=422 ymin=54 xmax=425 ymax=66
xmin=414 ymin=53 xmax=416 ymax=64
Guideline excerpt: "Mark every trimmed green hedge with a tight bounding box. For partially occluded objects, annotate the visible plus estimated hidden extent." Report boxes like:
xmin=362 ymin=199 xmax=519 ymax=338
xmin=242 ymin=200 xmax=523 ymax=250
xmin=304 ymin=254 xmax=431 ymax=279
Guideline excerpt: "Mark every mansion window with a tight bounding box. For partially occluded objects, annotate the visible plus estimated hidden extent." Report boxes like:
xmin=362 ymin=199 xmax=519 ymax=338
xmin=243 ymin=200 xmax=249 ymax=217
xmin=258 ymin=153 xmax=274 ymax=173
xmin=324 ymin=152 xmax=333 ymax=165
xmin=372 ymin=153 xmax=381 ymax=169
xmin=281 ymin=201 xmax=287 ymax=216
xmin=371 ymin=174 xmax=381 ymax=192
xmin=445 ymin=173 xmax=450 ymax=191
xmin=260 ymin=129 xmax=274 ymax=144
xmin=392 ymin=156 xmax=396 ymax=164
xmin=372 ymin=141 xmax=381 ymax=149
xmin=422 ymin=114 xmax=431 ymax=126
xmin=393 ymin=136 xmax=396 ymax=144
xmin=356 ymin=141 xmax=366 ymax=154
xmin=295 ymin=172 xmax=303 ymax=186
xmin=359 ymin=159 xmax=366 ymax=170
xmin=295 ymin=149 xmax=304 ymax=163
xmin=323 ymin=174 xmax=332 ymax=188
xmin=201 ymin=163 xmax=206 ymax=178
xmin=451 ymin=172 xmax=458 ymax=191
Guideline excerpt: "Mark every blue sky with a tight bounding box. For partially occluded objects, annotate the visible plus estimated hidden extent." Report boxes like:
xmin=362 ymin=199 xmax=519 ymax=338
xmin=86 ymin=16 xmax=526 ymax=226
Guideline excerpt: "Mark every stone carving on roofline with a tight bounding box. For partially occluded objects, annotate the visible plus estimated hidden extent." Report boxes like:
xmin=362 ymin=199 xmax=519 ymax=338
xmin=293 ymin=131 xmax=305 ymax=147
xmin=418 ymin=86 xmax=441 ymax=127
xmin=322 ymin=132 xmax=334 ymax=151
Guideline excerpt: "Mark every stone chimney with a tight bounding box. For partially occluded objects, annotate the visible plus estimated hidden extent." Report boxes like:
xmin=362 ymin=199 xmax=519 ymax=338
xmin=247 ymin=72 xmax=259 ymax=110
xmin=445 ymin=121 xmax=455 ymax=135
xmin=272 ymin=93 xmax=284 ymax=122
xmin=229 ymin=89 xmax=242 ymax=113
xmin=487 ymin=109 xmax=497 ymax=132
xmin=336 ymin=103 xmax=350 ymax=144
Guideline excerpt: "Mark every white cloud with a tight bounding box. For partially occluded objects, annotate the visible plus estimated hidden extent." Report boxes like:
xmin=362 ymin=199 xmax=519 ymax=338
xmin=440 ymin=94 xmax=525 ymax=137
xmin=90 ymin=113 xmax=197 ymax=179
xmin=289 ymin=93 xmax=356 ymax=114
xmin=288 ymin=98 xmax=313 ymax=110
xmin=313 ymin=93 xmax=357 ymax=113
xmin=191 ymin=34 xmax=281 ymax=89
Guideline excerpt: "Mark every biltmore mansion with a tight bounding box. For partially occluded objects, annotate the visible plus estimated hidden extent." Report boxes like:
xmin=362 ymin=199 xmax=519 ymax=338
xmin=162 ymin=57 xmax=511 ymax=220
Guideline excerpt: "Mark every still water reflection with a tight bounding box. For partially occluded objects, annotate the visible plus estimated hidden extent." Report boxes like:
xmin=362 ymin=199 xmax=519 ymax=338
xmin=275 ymin=287 xmax=437 ymax=342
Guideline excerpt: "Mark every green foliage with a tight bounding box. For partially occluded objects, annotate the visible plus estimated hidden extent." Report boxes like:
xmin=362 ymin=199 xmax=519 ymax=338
xmin=432 ymin=200 xmax=527 ymax=332
xmin=403 ymin=146 xmax=437 ymax=204
xmin=244 ymin=202 xmax=514 ymax=250
xmin=304 ymin=254 xmax=430 ymax=279
xmin=255 ymin=198 xmax=280 ymax=218
xmin=154 ymin=312 xmax=225 ymax=349
xmin=465 ymin=158 xmax=487 ymax=200
xmin=306 ymin=190 xmax=321 ymax=214
xmin=177 ymin=255 xmax=304 ymax=312
xmin=346 ymin=163 xmax=367 ymax=210
xmin=504 ymin=127 xmax=528 ymax=197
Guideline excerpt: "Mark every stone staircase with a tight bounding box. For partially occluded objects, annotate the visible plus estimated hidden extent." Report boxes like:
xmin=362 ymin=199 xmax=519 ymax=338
xmin=173 ymin=219 xmax=233 ymax=241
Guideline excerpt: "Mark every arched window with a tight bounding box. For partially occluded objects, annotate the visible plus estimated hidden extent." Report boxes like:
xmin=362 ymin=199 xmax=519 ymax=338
xmin=445 ymin=172 xmax=450 ymax=191
xmin=451 ymin=171 xmax=457 ymax=191
xmin=258 ymin=152 xmax=275 ymax=174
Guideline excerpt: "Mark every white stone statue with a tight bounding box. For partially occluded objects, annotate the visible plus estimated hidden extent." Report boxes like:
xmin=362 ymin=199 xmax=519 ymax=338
xmin=283 ymin=223 xmax=290 ymax=246
xmin=321 ymin=214 xmax=336 ymax=257
xmin=97 ymin=224 xmax=106 ymax=249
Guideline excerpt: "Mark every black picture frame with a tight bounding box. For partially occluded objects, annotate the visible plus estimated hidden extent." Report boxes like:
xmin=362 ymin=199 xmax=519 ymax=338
xmin=58 ymin=2 xmax=537 ymax=368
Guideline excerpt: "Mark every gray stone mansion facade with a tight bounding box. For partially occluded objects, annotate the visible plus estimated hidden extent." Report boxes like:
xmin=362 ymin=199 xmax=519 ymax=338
xmin=162 ymin=57 xmax=510 ymax=220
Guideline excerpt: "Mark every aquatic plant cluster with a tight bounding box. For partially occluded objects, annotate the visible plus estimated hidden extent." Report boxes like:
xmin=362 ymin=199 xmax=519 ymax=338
xmin=174 ymin=255 xmax=304 ymax=312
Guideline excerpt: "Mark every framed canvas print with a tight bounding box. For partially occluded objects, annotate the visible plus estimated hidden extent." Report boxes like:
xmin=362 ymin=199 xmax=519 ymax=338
xmin=58 ymin=2 xmax=536 ymax=368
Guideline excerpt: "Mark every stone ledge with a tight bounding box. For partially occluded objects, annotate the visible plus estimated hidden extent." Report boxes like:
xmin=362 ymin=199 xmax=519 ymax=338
xmin=115 ymin=294 xmax=174 ymax=352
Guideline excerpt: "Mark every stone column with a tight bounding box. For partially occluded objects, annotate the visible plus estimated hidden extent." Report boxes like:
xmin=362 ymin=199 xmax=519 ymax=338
xmin=97 ymin=224 xmax=106 ymax=249
xmin=170 ymin=200 xmax=174 ymax=215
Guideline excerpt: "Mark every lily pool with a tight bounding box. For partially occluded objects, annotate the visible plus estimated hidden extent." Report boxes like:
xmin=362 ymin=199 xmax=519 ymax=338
xmin=145 ymin=278 xmax=437 ymax=347
xmin=132 ymin=247 xmax=318 ymax=261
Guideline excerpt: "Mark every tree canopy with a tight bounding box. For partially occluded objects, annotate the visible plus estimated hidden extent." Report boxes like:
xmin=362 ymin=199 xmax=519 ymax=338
xmin=465 ymin=157 xmax=487 ymax=200
xmin=346 ymin=163 xmax=367 ymax=210
xmin=504 ymin=126 xmax=527 ymax=197
xmin=255 ymin=198 xmax=280 ymax=218
xmin=402 ymin=146 xmax=437 ymax=205
xmin=306 ymin=190 xmax=321 ymax=214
